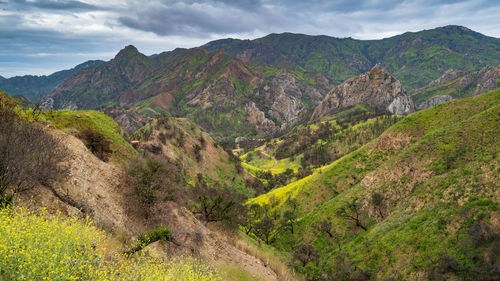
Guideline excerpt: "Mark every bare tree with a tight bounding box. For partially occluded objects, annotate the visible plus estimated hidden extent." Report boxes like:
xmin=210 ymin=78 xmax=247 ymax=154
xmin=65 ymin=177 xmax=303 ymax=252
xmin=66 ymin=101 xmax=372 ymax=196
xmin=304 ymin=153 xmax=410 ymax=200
xmin=336 ymin=198 xmax=367 ymax=231
xmin=0 ymin=105 xmax=69 ymax=204
xmin=371 ymin=192 xmax=385 ymax=220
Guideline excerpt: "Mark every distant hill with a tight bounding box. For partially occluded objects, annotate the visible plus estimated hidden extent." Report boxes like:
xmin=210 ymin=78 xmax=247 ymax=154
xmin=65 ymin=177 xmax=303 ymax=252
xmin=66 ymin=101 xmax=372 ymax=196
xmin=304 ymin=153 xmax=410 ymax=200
xmin=0 ymin=60 xmax=104 ymax=101
xmin=201 ymin=25 xmax=500 ymax=90
xmin=43 ymin=46 xmax=330 ymax=140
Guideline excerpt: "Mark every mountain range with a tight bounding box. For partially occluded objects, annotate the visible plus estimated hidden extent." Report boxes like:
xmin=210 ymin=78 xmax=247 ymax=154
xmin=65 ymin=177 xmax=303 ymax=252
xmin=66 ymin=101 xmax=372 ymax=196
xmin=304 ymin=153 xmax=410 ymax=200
xmin=0 ymin=60 xmax=104 ymax=101
xmin=202 ymin=25 xmax=500 ymax=90
xmin=1 ymin=25 xmax=499 ymax=281
xmin=34 ymin=26 xmax=498 ymax=142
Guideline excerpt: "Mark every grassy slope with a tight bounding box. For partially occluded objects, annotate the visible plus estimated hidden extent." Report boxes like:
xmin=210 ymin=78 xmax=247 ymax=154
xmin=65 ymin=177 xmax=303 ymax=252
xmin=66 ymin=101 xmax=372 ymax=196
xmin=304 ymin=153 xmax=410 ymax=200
xmin=249 ymin=89 xmax=500 ymax=279
xmin=131 ymin=116 xmax=252 ymax=196
xmin=1 ymin=89 xmax=136 ymax=164
xmin=36 ymin=110 xmax=137 ymax=164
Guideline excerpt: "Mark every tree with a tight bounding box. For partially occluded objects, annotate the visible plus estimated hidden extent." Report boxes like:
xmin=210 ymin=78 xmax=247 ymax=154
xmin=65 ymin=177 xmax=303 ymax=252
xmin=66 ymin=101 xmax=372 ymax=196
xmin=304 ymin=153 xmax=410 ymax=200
xmin=241 ymin=203 xmax=263 ymax=235
xmin=371 ymin=192 xmax=385 ymax=220
xmin=280 ymin=198 xmax=298 ymax=234
xmin=0 ymin=105 xmax=69 ymax=204
xmin=293 ymin=242 xmax=319 ymax=267
xmin=336 ymin=198 xmax=367 ymax=231
xmin=190 ymin=183 xmax=243 ymax=229
xmin=317 ymin=220 xmax=342 ymax=249
xmin=254 ymin=217 xmax=275 ymax=244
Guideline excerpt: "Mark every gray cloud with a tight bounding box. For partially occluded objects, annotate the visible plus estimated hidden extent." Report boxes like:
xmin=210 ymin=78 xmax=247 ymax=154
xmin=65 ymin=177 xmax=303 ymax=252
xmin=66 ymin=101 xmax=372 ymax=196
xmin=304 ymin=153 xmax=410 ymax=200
xmin=0 ymin=0 xmax=499 ymax=77
xmin=4 ymin=0 xmax=102 ymax=11
xmin=118 ymin=0 xmax=273 ymax=36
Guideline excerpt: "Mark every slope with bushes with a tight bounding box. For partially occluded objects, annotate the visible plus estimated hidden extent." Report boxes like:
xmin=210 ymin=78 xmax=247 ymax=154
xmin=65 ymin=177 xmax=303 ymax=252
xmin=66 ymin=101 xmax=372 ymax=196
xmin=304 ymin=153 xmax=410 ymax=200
xmin=0 ymin=91 xmax=281 ymax=281
xmin=245 ymin=89 xmax=500 ymax=280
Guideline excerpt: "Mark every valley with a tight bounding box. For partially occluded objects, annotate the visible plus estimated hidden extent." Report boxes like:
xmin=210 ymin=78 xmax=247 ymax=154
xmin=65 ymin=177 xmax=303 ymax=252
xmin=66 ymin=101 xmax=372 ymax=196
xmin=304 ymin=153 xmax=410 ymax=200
xmin=0 ymin=25 xmax=499 ymax=281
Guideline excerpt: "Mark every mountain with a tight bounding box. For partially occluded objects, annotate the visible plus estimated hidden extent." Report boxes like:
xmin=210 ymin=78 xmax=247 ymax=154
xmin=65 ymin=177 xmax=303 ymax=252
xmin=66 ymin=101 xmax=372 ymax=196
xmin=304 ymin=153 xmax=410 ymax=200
xmin=311 ymin=65 xmax=414 ymax=120
xmin=201 ymin=25 xmax=500 ymax=90
xmin=0 ymin=60 xmax=104 ymax=101
xmin=412 ymin=65 xmax=500 ymax=109
xmin=246 ymin=88 xmax=500 ymax=280
xmin=43 ymin=46 xmax=330 ymax=139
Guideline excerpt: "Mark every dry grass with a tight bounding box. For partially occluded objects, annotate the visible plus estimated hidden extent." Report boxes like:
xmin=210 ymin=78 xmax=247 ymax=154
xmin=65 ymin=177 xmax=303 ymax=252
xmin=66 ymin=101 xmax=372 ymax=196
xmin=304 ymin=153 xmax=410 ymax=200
xmin=223 ymin=231 xmax=302 ymax=281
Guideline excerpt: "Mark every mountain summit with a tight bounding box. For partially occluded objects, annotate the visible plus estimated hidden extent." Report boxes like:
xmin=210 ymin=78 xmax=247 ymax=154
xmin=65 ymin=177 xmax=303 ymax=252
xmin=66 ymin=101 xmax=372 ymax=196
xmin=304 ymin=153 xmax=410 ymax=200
xmin=311 ymin=66 xmax=414 ymax=120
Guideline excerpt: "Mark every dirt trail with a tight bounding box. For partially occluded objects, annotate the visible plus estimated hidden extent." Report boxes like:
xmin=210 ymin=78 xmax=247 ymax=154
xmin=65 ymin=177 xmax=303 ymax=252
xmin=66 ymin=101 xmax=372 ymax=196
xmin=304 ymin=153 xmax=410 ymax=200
xmin=258 ymin=146 xmax=278 ymax=170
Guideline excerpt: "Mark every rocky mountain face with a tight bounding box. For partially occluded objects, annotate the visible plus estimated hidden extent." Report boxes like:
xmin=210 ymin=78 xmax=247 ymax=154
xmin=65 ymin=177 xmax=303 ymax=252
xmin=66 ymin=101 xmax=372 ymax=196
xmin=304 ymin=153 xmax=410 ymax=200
xmin=416 ymin=95 xmax=453 ymax=110
xmin=202 ymin=25 xmax=500 ymax=90
xmin=0 ymin=60 xmax=103 ymax=101
xmin=311 ymin=66 xmax=414 ymax=120
xmin=43 ymin=46 xmax=156 ymax=111
xmin=412 ymin=65 xmax=500 ymax=109
xmin=43 ymin=46 xmax=330 ymax=138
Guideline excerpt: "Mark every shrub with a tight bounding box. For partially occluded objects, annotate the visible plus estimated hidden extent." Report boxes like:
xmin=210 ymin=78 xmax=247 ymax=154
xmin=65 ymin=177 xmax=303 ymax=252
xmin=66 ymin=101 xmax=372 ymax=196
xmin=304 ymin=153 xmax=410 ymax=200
xmin=293 ymin=242 xmax=319 ymax=267
xmin=0 ymin=105 xmax=68 ymax=202
xmin=127 ymin=226 xmax=172 ymax=256
xmin=79 ymin=128 xmax=112 ymax=161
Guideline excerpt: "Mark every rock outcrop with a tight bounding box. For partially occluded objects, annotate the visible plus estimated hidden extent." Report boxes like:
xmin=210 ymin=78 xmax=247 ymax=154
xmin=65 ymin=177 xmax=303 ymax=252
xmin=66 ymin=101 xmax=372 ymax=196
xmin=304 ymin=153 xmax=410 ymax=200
xmin=412 ymin=65 xmax=499 ymax=110
xmin=311 ymin=66 xmax=414 ymax=120
xmin=417 ymin=95 xmax=453 ymax=110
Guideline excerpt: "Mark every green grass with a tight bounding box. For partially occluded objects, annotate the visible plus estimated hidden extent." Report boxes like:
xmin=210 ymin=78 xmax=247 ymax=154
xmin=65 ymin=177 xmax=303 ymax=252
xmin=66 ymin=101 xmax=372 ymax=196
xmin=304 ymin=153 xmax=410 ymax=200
xmin=246 ymin=89 xmax=500 ymax=280
xmin=32 ymin=110 xmax=137 ymax=164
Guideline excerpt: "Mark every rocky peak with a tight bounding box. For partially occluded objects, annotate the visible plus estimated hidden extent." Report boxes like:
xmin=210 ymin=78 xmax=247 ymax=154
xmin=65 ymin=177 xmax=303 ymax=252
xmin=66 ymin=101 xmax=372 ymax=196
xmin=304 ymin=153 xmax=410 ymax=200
xmin=115 ymin=45 xmax=140 ymax=59
xmin=311 ymin=66 xmax=415 ymax=120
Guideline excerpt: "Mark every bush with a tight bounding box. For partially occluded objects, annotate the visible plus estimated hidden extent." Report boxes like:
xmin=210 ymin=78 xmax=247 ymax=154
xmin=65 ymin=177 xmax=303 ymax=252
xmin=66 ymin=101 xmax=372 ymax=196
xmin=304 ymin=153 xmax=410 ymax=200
xmin=293 ymin=242 xmax=319 ymax=267
xmin=0 ymin=105 xmax=68 ymax=202
xmin=79 ymin=129 xmax=112 ymax=161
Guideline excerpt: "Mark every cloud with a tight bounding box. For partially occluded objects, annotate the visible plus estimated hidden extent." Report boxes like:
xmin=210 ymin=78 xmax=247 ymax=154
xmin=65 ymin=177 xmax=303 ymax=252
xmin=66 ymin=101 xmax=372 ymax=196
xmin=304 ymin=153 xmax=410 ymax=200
xmin=0 ymin=0 xmax=499 ymax=77
xmin=5 ymin=0 xmax=103 ymax=11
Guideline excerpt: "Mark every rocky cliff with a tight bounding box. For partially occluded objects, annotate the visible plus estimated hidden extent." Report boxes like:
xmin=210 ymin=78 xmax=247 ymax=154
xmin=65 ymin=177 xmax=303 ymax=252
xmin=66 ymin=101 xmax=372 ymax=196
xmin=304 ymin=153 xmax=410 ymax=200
xmin=412 ymin=65 xmax=500 ymax=108
xmin=311 ymin=66 xmax=414 ymax=120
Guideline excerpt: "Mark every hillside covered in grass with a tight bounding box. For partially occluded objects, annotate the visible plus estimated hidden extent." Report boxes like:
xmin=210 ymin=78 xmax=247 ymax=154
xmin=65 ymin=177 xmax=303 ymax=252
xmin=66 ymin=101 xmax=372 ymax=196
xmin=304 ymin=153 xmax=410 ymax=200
xmin=244 ymin=89 xmax=500 ymax=280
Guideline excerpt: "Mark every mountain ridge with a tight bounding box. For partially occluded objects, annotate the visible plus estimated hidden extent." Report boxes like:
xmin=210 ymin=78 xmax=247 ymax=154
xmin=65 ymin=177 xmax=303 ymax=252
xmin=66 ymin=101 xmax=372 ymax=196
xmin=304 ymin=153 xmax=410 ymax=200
xmin=0 ymin=60 xmax=104 ymax=101
xmin=201 ymin=25 xmax=500 ymax=90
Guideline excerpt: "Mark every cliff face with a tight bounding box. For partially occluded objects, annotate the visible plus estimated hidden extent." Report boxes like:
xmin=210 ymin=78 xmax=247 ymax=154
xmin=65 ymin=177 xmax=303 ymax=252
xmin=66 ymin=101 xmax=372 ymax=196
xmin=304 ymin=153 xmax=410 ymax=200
xmin=412 ymin=65 xmax=500 ymax=109
xmin=311 ymin=66 xmax=415 ymax=120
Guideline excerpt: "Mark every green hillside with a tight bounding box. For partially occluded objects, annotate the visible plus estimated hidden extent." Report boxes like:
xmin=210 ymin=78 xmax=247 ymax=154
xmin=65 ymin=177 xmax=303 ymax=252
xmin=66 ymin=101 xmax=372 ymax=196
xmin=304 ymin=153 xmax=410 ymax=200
xmin=202 ymin=26 xmax=500 ymax=90
xmin=245 ymin=89 xmax=500 ymax=280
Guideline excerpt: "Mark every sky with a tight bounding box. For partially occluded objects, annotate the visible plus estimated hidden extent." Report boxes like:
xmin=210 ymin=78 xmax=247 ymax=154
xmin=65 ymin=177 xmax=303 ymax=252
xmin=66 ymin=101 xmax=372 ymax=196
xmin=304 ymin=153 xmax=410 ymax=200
xmin=1 ymin=0 xmax=499 ymax=77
